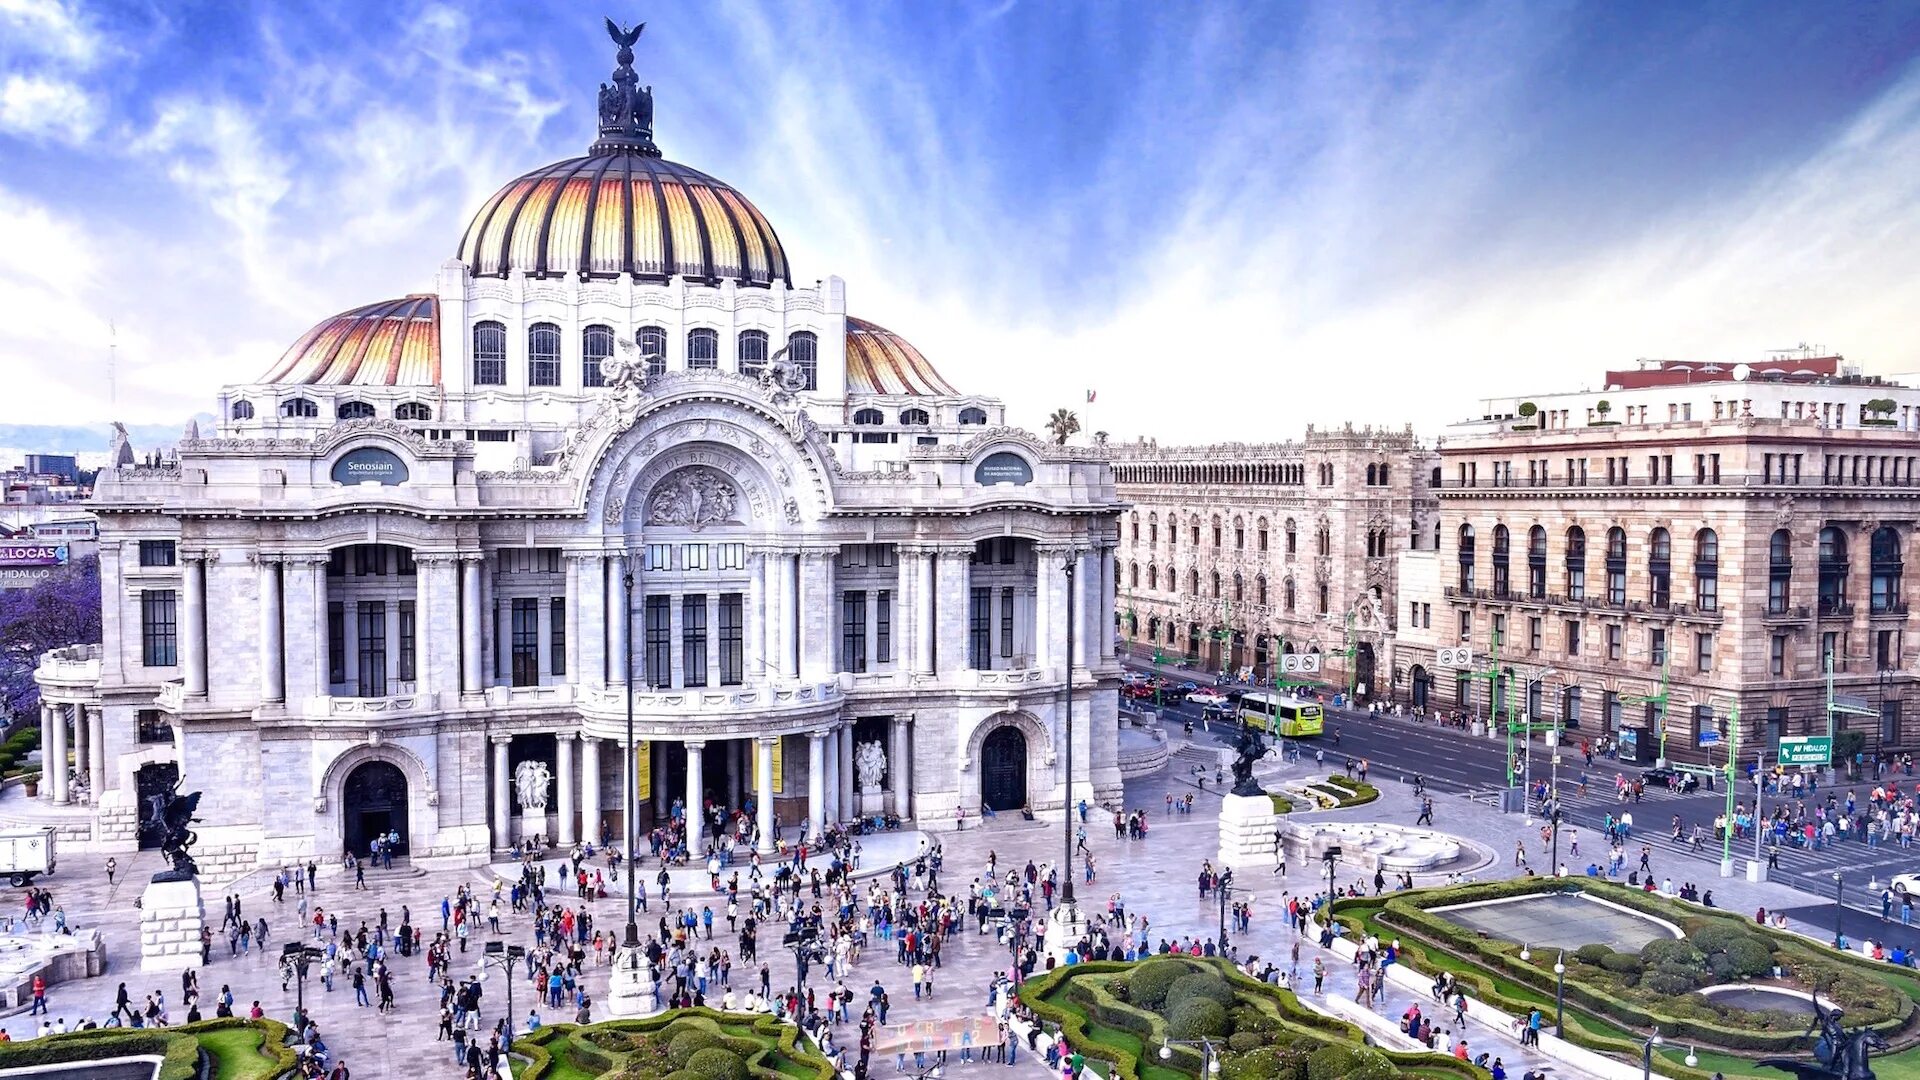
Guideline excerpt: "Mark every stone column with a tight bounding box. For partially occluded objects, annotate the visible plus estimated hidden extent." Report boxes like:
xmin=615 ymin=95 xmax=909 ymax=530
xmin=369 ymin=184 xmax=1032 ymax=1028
xmin=909 ymin=552 xmax=935 ymax=674
xmin=259 ymin=556 xmax=284 ymax=703
xmin=71 ymin=704 xmax=87 ymax=794
xmin=556 ymin=735 xmax=576 ymax=846
xmin=755 ymin=736 xmax=776 ymax=853
xmin=746 ymin=552 xmax=766 ymax=680
xmin=890 ymin=717 xmax=912 ymax=819
xmin=580 ymin=737 xmax=602 ymax=847
xmin=1041 ymin=548 xmax=1070 ymax=672
xmin=88 ymin=707 xmax=105 ymax=797
xmin=308 ymin=557 xmax=331 ymax=699
xmin=607 ymin=555 xmax=629 ymax=686
xmin=413 ymin=557 xmax=436 ymax=697
xmin=461 ymin=558 xmax=484 ymax=695
xmin=685 ymin=741 xmax=706 ymax=854
xmin=1074 ymin=550 xmax=1094 ymax=668
xmin=798 ymin=552 xmax=834 ymax=680
xmin=840 ymin=726 xmax=855 ymax=819
xmin=823 ymin=726 xmax=840 ymax=823
xmin=46 ymin=703 xmax=68 ymax=804
xmin=774 ymin=552 xmax=797 ymax=679
xmin=564 ymin=556 xmax=582 ymax=681
xmin=491 ymin=736 xmax=511 ymax=850
xmin=1034 ymin=549 xmax=1054 ymax=671
xmin=705 ymin=595 xmax=722 ymax=688
xmin=182 ymin=555 xmax=207 ymax=697
xmin=807 ymin=731 xmax=827 ymax=840
xmin=726 ymin=741 xmax=744 ymax=811
xmin=935 ymin=550 xmax=970 ymax=674
xmin=1098 ymin=545 xmax=1116 ymax=659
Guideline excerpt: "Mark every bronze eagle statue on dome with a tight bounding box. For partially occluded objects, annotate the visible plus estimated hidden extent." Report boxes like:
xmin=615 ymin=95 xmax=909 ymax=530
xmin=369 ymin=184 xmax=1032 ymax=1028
xmin=597 ymin=18 xmax=657 ymax=153
xmin=605 ymin=18 xmax=644 ymax=53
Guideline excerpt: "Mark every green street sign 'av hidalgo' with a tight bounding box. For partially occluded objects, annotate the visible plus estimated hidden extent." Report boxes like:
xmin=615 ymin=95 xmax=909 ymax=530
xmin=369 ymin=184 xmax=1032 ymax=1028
xmin=1777 ymin=735 xmax=1833 ymax=767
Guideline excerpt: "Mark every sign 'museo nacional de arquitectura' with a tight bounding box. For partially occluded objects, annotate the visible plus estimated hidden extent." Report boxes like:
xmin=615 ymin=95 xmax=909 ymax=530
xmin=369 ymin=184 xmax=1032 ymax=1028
xmin=46 ymin=20 xmax=1124 ymax=879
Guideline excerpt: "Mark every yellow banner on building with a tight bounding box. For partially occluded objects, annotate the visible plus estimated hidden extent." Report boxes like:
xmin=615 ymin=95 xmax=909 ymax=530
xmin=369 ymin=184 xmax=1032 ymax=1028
xmin=751 ymin=738 xmax=784 ymax=792
xmin=636 ymin=740 xmax=651 ymax=801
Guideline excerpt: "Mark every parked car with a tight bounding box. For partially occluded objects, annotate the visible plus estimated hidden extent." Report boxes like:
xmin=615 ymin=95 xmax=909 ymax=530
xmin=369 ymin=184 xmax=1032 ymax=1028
xmin=1121 ymin=671 xmax=1151 ymax=687
xmin=1640 ymin=767 xmax=1700 ymax=794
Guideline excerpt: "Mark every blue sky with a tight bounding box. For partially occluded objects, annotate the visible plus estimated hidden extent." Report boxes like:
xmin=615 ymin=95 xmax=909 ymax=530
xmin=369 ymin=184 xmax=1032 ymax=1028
xmin=5 ymin=1 xmax=1920 ymax=442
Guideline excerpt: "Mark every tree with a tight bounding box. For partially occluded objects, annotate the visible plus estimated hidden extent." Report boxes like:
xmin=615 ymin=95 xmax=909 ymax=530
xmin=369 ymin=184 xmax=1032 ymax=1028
xmin=1046 ymin=408 xmax=1081 ymax=445
xmin=1517 ymin=401 xmax=1538 ymax=418
xmin=1867 ymin=397 xmax=1896 ymax=415
xmin=1595 ymin=399 xmax=1612 ymax=416
xmin=0 ymin=556 xmax=101 ymax=719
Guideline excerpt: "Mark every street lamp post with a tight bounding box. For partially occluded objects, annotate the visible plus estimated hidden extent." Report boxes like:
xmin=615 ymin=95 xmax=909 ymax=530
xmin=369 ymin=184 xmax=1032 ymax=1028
xmin=1640 ymin=1028 xmax=1664 ymax=1080
xmin=623 ymin=569 xmax=639 ymax=950
xmin=1553 ymin=951 xmax=1567 ymax=1038
xmin=1216 ymin=868 xmax=1234 ymax=954
xmin=280 ymin=942 xmax=323 ymax=1033
xmin=1160 ymin=1039 xmax=1222 ymax=1076
xmin=1063 ymin=554 xmax=1077 ymax=908
xmin=1322 ymin=847 xmax=1343 ymax=937
xmin=482 ymin=940 xmax=527 ymax=1052
xmin=1834 ymin=872 xmax=1846 ymax=949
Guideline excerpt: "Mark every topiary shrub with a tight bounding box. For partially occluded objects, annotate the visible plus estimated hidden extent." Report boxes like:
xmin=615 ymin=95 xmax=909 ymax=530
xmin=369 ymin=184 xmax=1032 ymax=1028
xmin=1641 ymin=939 xmax=1703 ymax=968
xmin=1644 ymin=964 xmax=1700 ymax=997
xmin=685 ymin=1047 xmax=750 ymax=1080
xmin=1164 ymin=972 xmax=1235 ymax=1014
xmin=1306 ymin=1044 xmax=1394 ymax=1080
xmin=1226 ymin=1030 xmax=1265 ymax=1052
xmin=1600 ymin=952 xmax=1644 ymax=977
xmin=668 ymin=1029 xmax=724 ymax=1068
xmin=1126 ymin=959 xmax=1189 ymax=1010
xmin=1224 ymin=1045 xmax=1309 ymax=1080
xmin=1573 ymin=943 xmax=1610 ymax=966
xmin=1167 ymin=997 xmax=1229 ymax=1040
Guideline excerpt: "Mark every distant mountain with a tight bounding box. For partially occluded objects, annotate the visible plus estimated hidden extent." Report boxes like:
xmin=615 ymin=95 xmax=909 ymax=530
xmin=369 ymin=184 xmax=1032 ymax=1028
xmin=0 ymin=415 xmax=217 ymax=455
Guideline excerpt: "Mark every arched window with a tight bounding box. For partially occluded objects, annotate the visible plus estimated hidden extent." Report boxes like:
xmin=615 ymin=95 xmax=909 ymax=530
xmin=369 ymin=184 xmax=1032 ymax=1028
xmin=1318 ymin=582 xmax=1330 ymax=614
xmin=230 ymin=399 xmax=255 ymax=420
xmin=1819 ymin=526 xmax=1849 ymax=615
xmin=337 ymin=400 xmax=376 ymax=420
xmin=1527 ymin=525 xmax=1547 ymax=598
xmin=1872 ymin=526 xmax=1903 ymax=614
xmin=1457 ymin=524 xmax=1476 ymax=590
xmin=852 ymin=408 xmax=884 ymax=425
xmin=1284 ymin=578 xmax=1296 ymax=612
xmin=686 ymin=327 xmax=719 ymax=370
xmin=1233 ymin=573 xmax=1244 ymax=602
xmin=1257 ymin=518 xmax=1269 ymax=552
xmin=636 ymin=326 xmax=668 ymax=378
xmin=1694 ymin=528 xmax=1719 ymax=611
xmin=1191 ymin=518 xmax=1201 ymax=545
xmin=1365 ymin=464 xmax=1377 ymax=485
xmin=1129 ymin=562 xmax=1139 ymax=588
xmin=1188 ymin=569 xmax=1200 ymax=595
xmin=1564 ymin=526 xmax=1586 ymax=600
xmin=900 ymin=408 xmax=930 ymax=426
xmin=737 ymin=329 xmax=769 ymax=377
xmin=582 ymin=324 xmax=614 ymax=387
xmin=472 ymin=320 xmax=506 ymax=385
xmin=958 ymin=407 xmax=987 ymax=425
xmin=1317 ymin=526 xmax=1331 ymax=556
xmin=1148 ymin=565 xmax=1159 ymax=590
xmin=528 ymin=322 xmax=561 ymax=386
xmin=1648 ymin=527 xmax=1672 ymax=607
xmin=1285 ymin=520 xmax=1298 ymax=556
xmin=1211 ymin=571 xmax=1221 ymax=598
xmin=1256 ymin=575 xmax=1267 ymax=606
xmin=1491 ymin=525 xmax=1511 ymax=597
xmin=1769 ymin=529 xmax=1792 ymax=613
xmin=1149 ymin=514 xmax=1159 ymax=545
xmin=1378 ymin=463 xmax=1389 ymax=485
xmin=281 ymin=397 xmax=318 ymax=418
xmin=786 ymin=331 xmax=818 ymax=390
xmin=1606 ymin=526 xmax=1628 ymax=604
xmin=1212 ymin=516 xmax=1223 ymax=547
xmin=395 ymin=401 xmax=432 ymax=421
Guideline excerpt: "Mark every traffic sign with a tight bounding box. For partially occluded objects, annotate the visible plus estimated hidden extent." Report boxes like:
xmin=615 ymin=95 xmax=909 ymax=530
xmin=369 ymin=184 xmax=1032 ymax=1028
xmin=1777 ymin=735 xmax=1832 ymax=767
xmin=1279 ymin=654 xmax=1322 ymax=675
xmin=1437 ymin=646 xmax=1475 ymax=668
xmin=1697 ymin=729 xmax=1720 ymax=747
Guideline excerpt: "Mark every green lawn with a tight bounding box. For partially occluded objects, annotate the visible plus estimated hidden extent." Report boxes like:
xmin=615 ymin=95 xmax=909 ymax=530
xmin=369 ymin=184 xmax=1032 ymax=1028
xmin=193 ymin=1026 xmax=280 ymax=1080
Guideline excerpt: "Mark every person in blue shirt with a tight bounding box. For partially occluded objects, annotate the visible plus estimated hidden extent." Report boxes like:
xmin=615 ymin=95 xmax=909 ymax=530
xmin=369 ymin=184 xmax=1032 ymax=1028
xmin=525 ymin=1009 xmax=541 ymax=1033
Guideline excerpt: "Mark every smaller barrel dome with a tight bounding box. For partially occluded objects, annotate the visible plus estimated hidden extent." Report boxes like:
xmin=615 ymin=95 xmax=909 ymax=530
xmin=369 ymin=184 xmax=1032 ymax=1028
xmin=845 ymin=317 xmax=957 ymax=396
xmin=260 ymin=296 xmax=441 ymax=386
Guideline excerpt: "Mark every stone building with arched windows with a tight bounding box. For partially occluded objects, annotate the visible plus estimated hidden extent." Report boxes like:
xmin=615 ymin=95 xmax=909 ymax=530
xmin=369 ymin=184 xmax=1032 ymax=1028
xmin=36 ymin=26 xmax=1122 ymax=878
xmin=1108 ymin=425 xmax=1438 ymax=699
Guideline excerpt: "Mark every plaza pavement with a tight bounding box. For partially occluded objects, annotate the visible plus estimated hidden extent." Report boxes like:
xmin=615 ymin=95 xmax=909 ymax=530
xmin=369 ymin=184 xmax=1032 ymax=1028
xmin=0 ymin=739 xmax=1879 ymax=1079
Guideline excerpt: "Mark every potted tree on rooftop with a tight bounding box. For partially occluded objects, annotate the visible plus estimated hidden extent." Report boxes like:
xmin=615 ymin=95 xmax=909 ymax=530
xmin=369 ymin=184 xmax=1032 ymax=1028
xmin=1591 ymin=399 xmax=1616 ymax=425
xmin=1514 ymin=401 xmax=1538 ymax=430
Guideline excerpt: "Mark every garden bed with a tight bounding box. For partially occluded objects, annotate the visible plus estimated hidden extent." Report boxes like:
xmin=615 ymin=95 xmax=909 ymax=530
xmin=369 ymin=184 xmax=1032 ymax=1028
xmin=512 ymin=1008 xmax=838 ymax=1080
xmin=0 ymin=1017 xmax=293 ymax=1080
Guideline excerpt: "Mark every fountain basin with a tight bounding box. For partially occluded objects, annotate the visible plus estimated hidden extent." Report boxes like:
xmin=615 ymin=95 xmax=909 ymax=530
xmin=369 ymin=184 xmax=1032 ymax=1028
xmin=1283 ymin=821 xmax=1463 ymax=873
xmin=1699 ymin=983 xmax=1819 ymax=1015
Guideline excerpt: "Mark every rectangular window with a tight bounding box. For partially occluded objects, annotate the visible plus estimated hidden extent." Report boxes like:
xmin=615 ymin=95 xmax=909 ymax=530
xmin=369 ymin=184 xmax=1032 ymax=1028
xmin=1878 ymin=628 xmax=1897 ymax=671
xmin=354 ymin=546 xmax=386 ymax=576
xmin=876 ymin=589 xmax=892 ymax=664
xmin=1001 ymin=586 xmax=1016 ymax=658
xmin=550 ymin=598 xmax=566 ymax=676
xmin=136 ymin=709 xmax=171 ymax=745
xmin=1695 ymin=631 xmax=1713 ymax=673
xmin=719 ymin=593 xmax=743 ymax=685
xmin=1563 ymin=686 xmax=1583 ymax=730
xmin=1695 ymin=703 xmax=1714 ymax=746
xmin=644 ymin=595 xmax=672 ymax=687
xmin=1458 ymin=610 xmax=1472 ymax=642
xmin=715 ymin=543 xmax=746 ymax=571
xmin=327 ymin=601 xmax=345 ymax=683
xmin=1492 ymin=613 xmax=1506 ymax=643
xmin=1565 ymin=619 xmax=1581 ymax=656
xmin=681 ymin=544 xmax=709 ymax=571
xmin=140 ymin=589 xmax=178 ymax=667
xmin=138 ymin=540 xmax=176 ymax=567
xmin=1651 ymin=628 xmax=1667 ymax=667
xmin=682 ymin=594 xmax=709 ymax=686
xmin=842 ymin=590 xmax=868 ymax=673
xmin=1823 ymin=631 xmax=1840 ymax=673
xmin=1771 ymin=634 xmax=1787 ymax=677
xmin=395 ymin=599 xmax=416 ymax=681
xmin=358 ymin=600 xmax=389 ymax=696
xmin=510 ymin=597 xmax=539 ymax=687
xmin=1606 ymin=623 xmax=1622 ymax=661
xmin=646 ymin=544 xmax=672 ymax=571
xmin=969 ymin=587 xmax=992 ymax=669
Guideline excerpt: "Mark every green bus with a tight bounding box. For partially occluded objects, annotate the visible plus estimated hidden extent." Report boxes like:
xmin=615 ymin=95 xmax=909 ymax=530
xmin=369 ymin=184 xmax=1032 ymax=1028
xmin=1239 ymin=692 xmax=1324 ymax=736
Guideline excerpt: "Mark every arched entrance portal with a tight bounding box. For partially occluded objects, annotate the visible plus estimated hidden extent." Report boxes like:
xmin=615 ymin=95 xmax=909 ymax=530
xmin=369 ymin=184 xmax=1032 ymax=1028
xmin=343 ymin=761 xmax=409 ymax=858
xmin=1411 ymin=665 xmax=1431 ymax=710
xmin=1355 ymin=643 xmax=1377 ymax=700
xmin=980 ymin=727 xmax=1028 ymax=812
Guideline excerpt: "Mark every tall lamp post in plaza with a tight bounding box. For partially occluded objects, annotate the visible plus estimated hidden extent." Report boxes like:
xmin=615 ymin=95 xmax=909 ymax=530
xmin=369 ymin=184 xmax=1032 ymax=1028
xmin=1216 ymin=868 xmax=1234 ymax=954
xmin=1834 ymin=871 xmax=1847 ymax=949
xmin=1321 ymin=847 xmax=1343 ymax=936
xmin=1043 ymin=552 xmax=1088 ymax=966
xmin=483 ymin=940 xmax=527 ymax=1051
xmin=1640 ymin=1028 xmax=1664 ymax=1080
xmin=280 ymin=942 xmax=323 ymax=1032
xmin=1553 ymin=950 xmax=1567 ymax=1038
xmin=1160 ymin=1039 xmax=1222 ymax=1075
xmin=623 ymin=568 xmax=639 ymax=949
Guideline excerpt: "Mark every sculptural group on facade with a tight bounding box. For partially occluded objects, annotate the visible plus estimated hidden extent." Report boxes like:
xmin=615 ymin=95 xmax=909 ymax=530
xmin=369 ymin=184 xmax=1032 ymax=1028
xmin=513 ymin=758 xmax=553 ymax=814
xmin=855 ymin=740 xmax=887 ymax=793
xmin=647 ymin=468 xmax=739 ymax=530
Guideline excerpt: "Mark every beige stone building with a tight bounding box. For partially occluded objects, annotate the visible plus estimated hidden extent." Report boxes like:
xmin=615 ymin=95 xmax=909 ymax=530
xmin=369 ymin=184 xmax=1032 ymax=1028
xmin=1110 ymin=425 xmax=1438 ymax=698
xmin=1396 ymin=376 xmax=1920 ymax=766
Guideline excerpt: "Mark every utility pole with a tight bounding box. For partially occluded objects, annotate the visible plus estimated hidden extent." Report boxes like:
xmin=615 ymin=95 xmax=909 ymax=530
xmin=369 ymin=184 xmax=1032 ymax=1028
xmin=1720 ymin=701 xmax=1739 ymax=877
xmin=1341 ymin=611 xmax=1359 ymax=703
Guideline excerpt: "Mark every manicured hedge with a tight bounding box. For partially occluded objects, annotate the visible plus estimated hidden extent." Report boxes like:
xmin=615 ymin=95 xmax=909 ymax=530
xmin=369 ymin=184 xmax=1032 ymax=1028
xmin=510 ymin=1009 xmax=838 ymax=1080
xmin=1324 ymin=775 xmax=1381 ymax=807
xmin=0 ymin=1017 xmax=291 ymax=1080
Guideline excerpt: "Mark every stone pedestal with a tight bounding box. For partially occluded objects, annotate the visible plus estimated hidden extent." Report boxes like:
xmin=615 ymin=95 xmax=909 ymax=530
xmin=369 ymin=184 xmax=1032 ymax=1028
xmin=1217 ymin=792 xmax=1284 ymax=869
xmin=516 ymin=811 xmax=549 ymax=848
xmin=140 ymin=877 xmax=206 ymax=973
xmin=604 ymin=943 xmax=659 ymax=1018
xmin=1042 ymin=900 xmax=1090 ymax=968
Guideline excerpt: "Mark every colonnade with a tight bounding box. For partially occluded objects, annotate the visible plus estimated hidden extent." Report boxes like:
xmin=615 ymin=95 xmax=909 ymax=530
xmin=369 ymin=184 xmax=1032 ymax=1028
xmin=485 ymin=716 xmax=912 ymax=853
xmin=37 ymin=700 xmax=104 ymax=806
